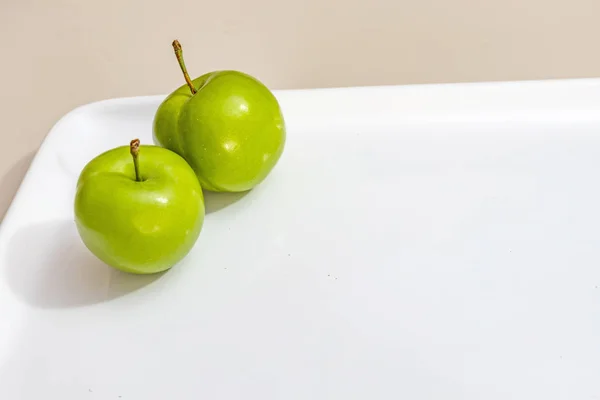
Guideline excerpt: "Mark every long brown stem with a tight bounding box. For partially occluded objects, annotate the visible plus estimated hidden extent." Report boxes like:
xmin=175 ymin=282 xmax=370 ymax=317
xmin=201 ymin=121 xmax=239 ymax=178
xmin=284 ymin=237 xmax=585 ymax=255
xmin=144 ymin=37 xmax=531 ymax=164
xmin=172 ymin=40 xmax=197 ymax=94
xmin=130 ymin=139 xmax=141 ymax=182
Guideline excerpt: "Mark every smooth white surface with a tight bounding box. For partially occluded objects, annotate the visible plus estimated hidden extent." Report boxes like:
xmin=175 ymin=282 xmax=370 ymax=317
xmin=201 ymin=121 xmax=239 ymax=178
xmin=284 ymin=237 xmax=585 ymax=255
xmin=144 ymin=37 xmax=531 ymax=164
xmin=1 ymin=79 xmax=600 ymax=399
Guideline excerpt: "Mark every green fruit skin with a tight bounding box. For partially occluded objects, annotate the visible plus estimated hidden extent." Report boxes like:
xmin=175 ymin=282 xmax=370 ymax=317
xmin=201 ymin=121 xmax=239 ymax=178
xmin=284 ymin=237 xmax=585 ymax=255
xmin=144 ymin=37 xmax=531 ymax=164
xmin=74 ymin=145 xmax=205 ymax=274
xmin=153 ymin=70 xmax=286 ymax=192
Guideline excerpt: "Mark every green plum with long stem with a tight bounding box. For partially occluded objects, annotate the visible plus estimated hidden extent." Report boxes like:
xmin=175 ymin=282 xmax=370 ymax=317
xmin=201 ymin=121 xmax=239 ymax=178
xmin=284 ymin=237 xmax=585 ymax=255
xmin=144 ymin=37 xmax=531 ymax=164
xmin=74 ymin=139 xmax=205 ymax=274
xmin=153 ymin=40 xmax=286 ymax=192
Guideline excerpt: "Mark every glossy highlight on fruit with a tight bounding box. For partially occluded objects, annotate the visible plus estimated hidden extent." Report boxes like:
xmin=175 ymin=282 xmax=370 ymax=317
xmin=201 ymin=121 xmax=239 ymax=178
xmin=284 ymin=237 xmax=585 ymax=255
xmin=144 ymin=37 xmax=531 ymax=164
xmin=153 ymin=40 xmax=286 ymax=192
xmin=74 ymin=139 xmax=205 ymax=274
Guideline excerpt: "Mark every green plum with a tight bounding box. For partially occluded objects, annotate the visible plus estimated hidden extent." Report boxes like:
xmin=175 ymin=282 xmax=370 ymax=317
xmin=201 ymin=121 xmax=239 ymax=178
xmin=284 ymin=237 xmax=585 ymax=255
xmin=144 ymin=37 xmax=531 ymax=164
xmin=74 ymin=139 xmax=205 ymax=274
xmin=153 ymin=40 xmax=286 ymax=192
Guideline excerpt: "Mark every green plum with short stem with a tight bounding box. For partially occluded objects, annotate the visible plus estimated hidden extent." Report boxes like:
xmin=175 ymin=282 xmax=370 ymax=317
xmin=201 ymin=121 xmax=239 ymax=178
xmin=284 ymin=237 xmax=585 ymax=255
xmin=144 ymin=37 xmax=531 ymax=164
xmin=153 ymin=39 xmax=286 ymax=192
xmin=74 ymin=139 xmax=205 ymax=274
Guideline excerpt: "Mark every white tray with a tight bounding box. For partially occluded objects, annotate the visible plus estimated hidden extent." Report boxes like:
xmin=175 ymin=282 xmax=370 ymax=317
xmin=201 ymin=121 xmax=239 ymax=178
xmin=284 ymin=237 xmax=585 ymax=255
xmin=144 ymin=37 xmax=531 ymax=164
xmin=1 ymin=79 xmax=600 ymax=399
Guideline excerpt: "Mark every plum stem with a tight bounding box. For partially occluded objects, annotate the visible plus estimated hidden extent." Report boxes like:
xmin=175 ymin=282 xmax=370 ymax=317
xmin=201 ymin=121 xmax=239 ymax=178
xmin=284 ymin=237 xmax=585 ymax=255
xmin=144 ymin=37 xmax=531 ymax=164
xmin=172 ymin=40 xmax=197 ymax=95
xmin=130 ymin=139 xmax=141 ymax=182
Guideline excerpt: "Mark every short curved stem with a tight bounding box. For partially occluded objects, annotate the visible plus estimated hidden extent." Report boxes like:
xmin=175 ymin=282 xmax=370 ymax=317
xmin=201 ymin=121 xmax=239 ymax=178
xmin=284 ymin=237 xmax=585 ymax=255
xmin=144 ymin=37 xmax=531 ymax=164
xmin=130 ymin=139 xmax=141 ymax=182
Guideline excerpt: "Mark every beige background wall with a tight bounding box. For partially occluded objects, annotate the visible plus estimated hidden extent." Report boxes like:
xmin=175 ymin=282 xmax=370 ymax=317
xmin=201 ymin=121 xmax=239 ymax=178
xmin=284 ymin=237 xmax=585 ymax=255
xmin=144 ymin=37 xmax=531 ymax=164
xmin=1 ymin=0 xmax=600 ymax=220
